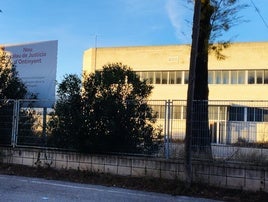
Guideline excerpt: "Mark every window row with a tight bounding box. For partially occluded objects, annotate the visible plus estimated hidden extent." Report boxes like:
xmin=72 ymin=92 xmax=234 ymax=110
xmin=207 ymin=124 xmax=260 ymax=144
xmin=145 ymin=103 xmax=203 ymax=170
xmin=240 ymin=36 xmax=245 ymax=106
xmin=150 ymin=105 xmax=268 ymax=122
xmin=135 ymin=70 xmax=268 ymax=85
xmin=228 ymin=106 xmax=268 ymax=122
xmin=208 ymin=70 xmax=268 ymax=84
xmin=136 ymin=71 xmax=189 ymax=84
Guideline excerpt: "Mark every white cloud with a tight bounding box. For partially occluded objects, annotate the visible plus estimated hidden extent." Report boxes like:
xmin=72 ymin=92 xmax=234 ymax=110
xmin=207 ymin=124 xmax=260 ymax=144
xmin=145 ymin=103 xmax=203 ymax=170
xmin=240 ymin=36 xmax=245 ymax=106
xmin=165 ymin=0 xmax=192 ymax=43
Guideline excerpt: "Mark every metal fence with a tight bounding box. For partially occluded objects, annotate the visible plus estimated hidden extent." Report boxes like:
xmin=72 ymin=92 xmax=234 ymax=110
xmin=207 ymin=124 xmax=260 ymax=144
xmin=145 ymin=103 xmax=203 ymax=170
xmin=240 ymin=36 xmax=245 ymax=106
xmin=0 ymin=100 xmax=53 ymax=148
xmin=1 ymin=99 xmax=268 ymax=164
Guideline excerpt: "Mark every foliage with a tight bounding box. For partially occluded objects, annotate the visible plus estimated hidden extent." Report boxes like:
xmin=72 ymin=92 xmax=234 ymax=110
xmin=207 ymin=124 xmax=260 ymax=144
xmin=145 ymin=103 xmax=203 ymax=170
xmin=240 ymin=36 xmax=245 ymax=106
xmin=48 ymin=63 xmax=163 ymax=154
xmin=209 ymin=0 xmax=248 ymax=59
xmin=81 ymin=63 xmax=161 ymax=153
xmin=185 ymin=0 xmax=248 ymax=58
xmin=0 ymin=47 xmax=28 ymax=99
xmin=0 ymin=47 xmax=36 ymax=146
xmin=209 ymin=0 xmax=248 ymax=42
xmin=47 ymin=74 xmax=82 ymax=149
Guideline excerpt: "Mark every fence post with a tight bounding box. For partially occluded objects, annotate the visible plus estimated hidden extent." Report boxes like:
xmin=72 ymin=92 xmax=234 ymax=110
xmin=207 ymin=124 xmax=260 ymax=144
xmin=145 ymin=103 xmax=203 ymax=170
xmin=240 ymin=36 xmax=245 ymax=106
xmin=42 ymin=107 xmax=47 ymax=147
xmin=164 ymin=100 xmax=172 ymax=159
xmin=11 ymin=100 xmax=19 ymax=147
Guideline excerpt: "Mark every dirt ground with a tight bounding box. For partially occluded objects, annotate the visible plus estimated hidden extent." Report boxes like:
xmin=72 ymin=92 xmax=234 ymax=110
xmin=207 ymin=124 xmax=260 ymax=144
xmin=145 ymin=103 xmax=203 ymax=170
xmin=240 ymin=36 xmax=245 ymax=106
xmin=0 ymin=163 xmax=267 ymax=202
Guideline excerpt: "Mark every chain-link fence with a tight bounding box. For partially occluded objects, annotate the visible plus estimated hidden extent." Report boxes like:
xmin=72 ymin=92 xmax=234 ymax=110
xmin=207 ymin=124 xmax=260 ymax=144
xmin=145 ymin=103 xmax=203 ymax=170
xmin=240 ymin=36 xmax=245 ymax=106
xmin=0 ymin=100 xmax=53 ymax=148
xmin=1 ymin=99 xmax=268 ymax=164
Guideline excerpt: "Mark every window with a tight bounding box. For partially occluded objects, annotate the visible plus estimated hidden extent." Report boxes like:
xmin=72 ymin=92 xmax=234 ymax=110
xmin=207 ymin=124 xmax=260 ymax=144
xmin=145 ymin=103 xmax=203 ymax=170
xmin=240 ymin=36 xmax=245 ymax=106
xmin=215 ymin=71 xmax=221 ymax=84
xmin=247 ymin=107 xmax=263 ymax=122
xmin=247 ymin=108 xmax=255 ymax=121
xmin=182 ymin=106 xmax=187 ymax=119
xmin=229 ymin=106 xmax=244 ymax=121
xmin=136 ymin=69 xmax=268 ymax=85
xmin=222 ymin=71 xmax=229 ymax=84
xmin=264 ymin=71 xmax=268 ymax=84
xmin=184 ymin=71 xmax=189 ymax=84
xmin=175 ymin=71 xmax=182 ymax=84
xmin=147 ymin=72 xmax=154 ymax=84
xmin=151 ymin=105 xmax=165 ymax=119
xmin=219 ymin=106 xmax=226 ymax=120
xmin=256 ymin=70 xmax=263 ymax=84
xmin=173 ymin=105 xmax=183 ymax=119
xmin=136 ymin=72 xmax=143 ymax=81
xmin=169 ymin=71 xmax=175 ymax=84
xmin=155 ymin=72 xmax=161 ymax=84
xmin=231 ymin=71 xmax=238 ymax=84
xmin=238 ymin=71 xmax=245 ymax=84
xmin=209 ymin=106 xmax=218 ymax=120
xmin=263 ymin=108 xmax=268 ymax=122
xmin=208 ymin=71 xmax=214 ymax=84
xmin=162 ymin=72 xmax=168 ymax=84
xmin=248 ymin=71 xmax=255 ymax=84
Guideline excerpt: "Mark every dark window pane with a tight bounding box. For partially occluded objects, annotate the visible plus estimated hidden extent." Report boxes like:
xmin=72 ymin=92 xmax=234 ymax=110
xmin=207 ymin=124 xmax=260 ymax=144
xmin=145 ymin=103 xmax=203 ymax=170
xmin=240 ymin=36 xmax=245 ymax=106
xmin=169 ymin=71 xmax=175 ymax=84
xmin=176 ymin=71 xmax=182 ymax=84
xmin=229 ymin=107 xmax=244 ymax=121
xmin=247 ymin=107 xmax=255 ymax=121
xmin=264 ymin=71 xmax=268 ymax=84
xmin=237 ymin=107 xmax=244 ymax=121
xmin=248 ymin=71 xmax=255 ymax=84
xmin=255 ymin=108 xmax=263 ymax=121
xmin=162 ymin=72 xmax=168 ymax=84
xmin=155 ymin=72 xmax=161 ymax=84
xmin=256 ymin=70 xmax=263 ymax=84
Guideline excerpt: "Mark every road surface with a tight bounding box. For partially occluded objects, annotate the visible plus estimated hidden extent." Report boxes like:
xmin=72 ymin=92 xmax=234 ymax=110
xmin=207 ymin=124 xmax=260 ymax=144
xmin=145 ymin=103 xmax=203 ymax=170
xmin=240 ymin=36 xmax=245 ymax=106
xmin=0 ymin=174 xmax=221 ymax=202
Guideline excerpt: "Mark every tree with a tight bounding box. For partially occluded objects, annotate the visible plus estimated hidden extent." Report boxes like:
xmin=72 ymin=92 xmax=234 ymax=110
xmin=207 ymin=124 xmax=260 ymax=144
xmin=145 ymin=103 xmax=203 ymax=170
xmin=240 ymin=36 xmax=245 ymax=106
xmin=185 ymin=0 xmax=248 ymax=187
xmin=0 ymin=47 xmax=28 ymax=99
xmin=48 ymin=63 xmax=162 ymax=153
xmin=81 ymin=63 xmax=161 ymax=153
xmin=186 ymin=0 xmax=248 ymax=155
xmin=0 ymin=47 xmax=34 ymax=145
xmin=47 ymin=74 xmax=83 ymax=149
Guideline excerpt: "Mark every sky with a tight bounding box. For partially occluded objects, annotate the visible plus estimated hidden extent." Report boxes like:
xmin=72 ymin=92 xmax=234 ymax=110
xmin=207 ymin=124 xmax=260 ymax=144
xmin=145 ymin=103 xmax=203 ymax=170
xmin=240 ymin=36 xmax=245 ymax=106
xmin=1 ymin=0 xmax=268 ymax=82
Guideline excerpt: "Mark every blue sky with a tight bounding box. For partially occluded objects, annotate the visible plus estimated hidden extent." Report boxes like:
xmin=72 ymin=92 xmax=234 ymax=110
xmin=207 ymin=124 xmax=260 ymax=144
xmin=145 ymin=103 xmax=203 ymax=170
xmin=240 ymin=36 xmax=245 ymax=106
xmin=1 ymin=0 xmax=268 ymax=82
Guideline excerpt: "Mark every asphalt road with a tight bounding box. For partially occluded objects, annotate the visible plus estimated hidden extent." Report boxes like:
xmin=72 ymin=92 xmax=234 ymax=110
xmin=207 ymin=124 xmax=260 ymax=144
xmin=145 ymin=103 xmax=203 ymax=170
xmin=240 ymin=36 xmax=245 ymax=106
xmin=0 ymin=174 xmax=221 ymax=202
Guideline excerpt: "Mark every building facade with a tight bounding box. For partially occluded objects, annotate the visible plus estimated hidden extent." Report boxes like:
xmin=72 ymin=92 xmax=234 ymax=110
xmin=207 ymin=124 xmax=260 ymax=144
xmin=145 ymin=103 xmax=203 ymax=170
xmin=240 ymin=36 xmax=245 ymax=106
xmin=83 ymin=42 xmax=268 ymax=143
xmin=83 ymin=42 xmax=268 ymax=101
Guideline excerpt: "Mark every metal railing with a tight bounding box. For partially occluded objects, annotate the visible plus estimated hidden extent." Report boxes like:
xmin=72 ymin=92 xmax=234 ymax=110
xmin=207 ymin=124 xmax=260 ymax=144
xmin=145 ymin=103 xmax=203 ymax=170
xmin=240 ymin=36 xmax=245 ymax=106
xmin=1 ymin=99 xmax=268 ymax=164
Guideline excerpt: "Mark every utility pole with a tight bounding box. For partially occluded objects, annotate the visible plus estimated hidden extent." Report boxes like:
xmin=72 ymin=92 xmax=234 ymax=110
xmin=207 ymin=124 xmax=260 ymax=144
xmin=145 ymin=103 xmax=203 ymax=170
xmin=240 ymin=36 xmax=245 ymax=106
xmin=185 ymin=0 xmax=201 ymax=187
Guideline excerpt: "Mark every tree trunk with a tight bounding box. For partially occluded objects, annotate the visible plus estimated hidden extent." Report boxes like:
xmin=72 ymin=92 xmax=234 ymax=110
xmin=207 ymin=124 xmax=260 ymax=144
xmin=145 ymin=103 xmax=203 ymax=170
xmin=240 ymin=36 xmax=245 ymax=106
xmin=185 ymin=0 xmax=202 ymax=186
xmin=192 ymin=0 xmax=213 ymax=157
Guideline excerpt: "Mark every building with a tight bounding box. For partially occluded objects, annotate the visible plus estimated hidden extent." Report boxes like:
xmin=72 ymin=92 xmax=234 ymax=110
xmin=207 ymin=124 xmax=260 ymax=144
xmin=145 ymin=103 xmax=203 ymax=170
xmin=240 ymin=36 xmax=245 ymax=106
xmin=83 ymin=42 xmax=268 ymax=143
xmin=83 ymin=42 xmax=268 ymax=101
